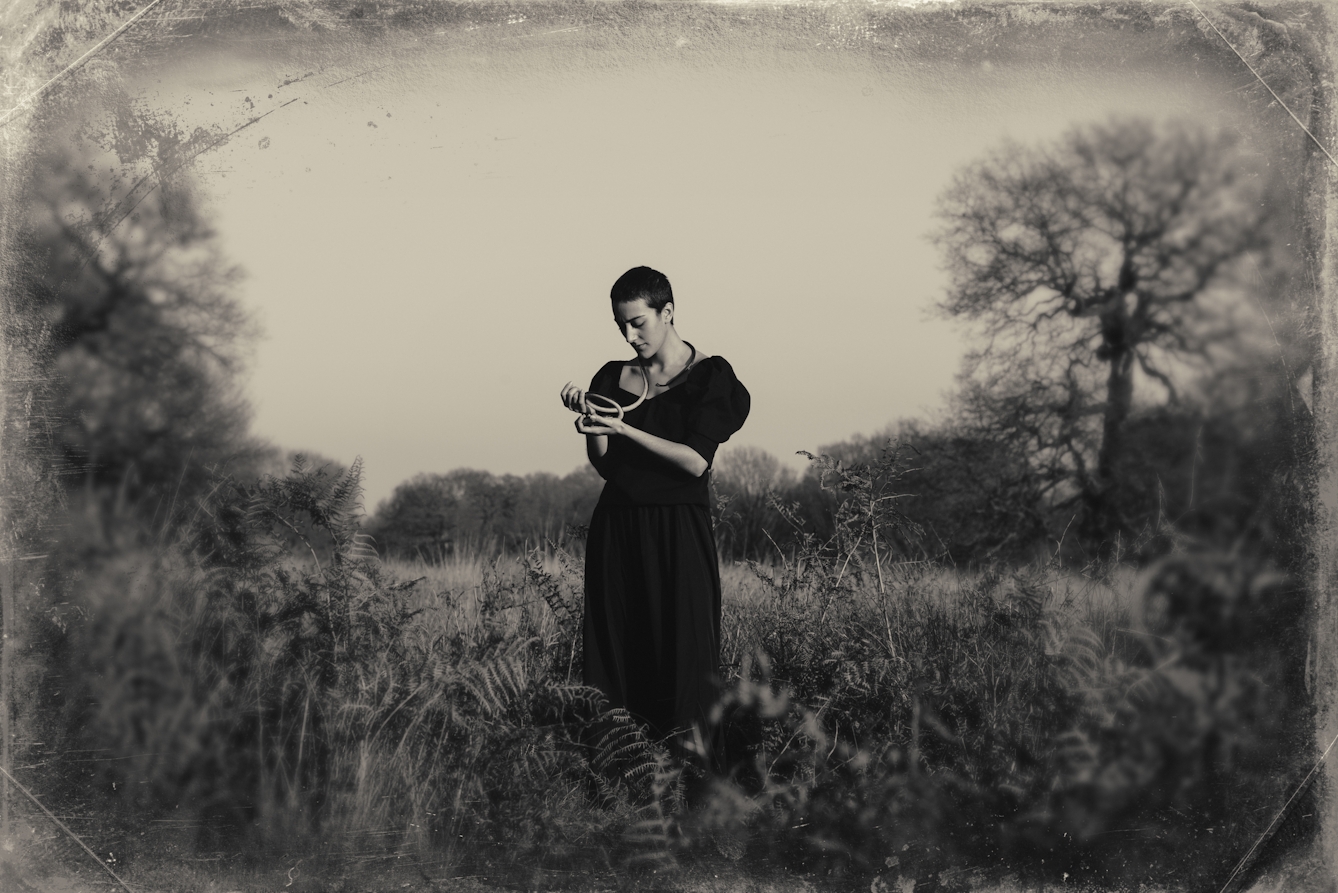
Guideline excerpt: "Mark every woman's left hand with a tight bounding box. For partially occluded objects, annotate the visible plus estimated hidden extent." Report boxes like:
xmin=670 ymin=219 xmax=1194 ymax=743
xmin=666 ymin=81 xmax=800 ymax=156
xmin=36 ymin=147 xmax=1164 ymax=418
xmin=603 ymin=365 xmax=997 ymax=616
xmin=575 ymin=412 xmax=625 ymax=436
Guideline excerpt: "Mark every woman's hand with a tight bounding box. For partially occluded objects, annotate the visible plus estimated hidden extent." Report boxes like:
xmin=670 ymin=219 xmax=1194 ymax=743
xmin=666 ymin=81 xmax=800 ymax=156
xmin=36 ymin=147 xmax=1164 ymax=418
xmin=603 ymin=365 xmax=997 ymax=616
xmin=563 ymin=382 xmax=623 ymax=435
xmin=575 ymin=413 xmax=625 ymax=437
xmin=560 ymin=381 xmax=587 ymax=413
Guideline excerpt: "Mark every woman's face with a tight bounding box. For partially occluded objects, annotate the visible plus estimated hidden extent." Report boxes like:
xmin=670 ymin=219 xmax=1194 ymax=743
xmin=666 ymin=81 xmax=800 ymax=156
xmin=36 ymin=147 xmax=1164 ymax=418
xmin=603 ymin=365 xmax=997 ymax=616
xmin=613 ymin=298 xmax=673 ymax=360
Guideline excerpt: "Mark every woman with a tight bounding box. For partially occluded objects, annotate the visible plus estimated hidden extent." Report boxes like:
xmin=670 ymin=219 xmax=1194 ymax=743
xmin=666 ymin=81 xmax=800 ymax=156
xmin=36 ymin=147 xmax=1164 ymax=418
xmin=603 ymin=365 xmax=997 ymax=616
xmin=560 ymin=266 xmax=750 ymax=762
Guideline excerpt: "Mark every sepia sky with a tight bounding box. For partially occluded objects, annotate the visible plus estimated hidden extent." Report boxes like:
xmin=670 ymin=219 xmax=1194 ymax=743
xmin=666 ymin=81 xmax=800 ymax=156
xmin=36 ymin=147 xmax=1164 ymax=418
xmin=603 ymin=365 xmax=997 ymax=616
xmin=114 ymin=17 xmax=1286 ymax=512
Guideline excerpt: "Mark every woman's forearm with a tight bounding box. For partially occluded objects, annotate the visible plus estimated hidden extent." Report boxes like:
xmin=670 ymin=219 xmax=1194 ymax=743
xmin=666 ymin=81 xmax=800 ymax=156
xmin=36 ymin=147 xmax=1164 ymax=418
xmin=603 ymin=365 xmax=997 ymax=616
xmin=574 ymin=412 xmax=707 ymax=478
xmin=618 ymin=425 xmax=708 ymax=478
xmin=586 ymin=432 xmax=608 ymax=472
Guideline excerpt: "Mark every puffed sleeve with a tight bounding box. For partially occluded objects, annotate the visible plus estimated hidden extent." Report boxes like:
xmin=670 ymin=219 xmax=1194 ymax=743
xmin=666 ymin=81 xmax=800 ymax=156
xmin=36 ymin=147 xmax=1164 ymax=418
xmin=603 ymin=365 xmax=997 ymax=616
xmin=683 ymin=357 xmax=751 ymax=469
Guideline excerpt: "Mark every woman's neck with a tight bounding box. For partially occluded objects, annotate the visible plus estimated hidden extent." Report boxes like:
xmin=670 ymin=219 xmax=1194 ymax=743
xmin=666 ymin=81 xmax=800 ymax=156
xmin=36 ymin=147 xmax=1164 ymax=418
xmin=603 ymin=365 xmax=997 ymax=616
xmin=646 ymin=332 xmax=693 ymax=378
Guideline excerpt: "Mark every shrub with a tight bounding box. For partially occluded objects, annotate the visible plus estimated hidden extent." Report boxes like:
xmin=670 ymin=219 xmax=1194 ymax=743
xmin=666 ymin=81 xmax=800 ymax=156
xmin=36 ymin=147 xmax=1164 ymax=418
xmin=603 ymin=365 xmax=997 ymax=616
xmin=35 ymin=458 xmax=668 ymax=871
xmin=692 ymin=450 xmax=1313 ymax=891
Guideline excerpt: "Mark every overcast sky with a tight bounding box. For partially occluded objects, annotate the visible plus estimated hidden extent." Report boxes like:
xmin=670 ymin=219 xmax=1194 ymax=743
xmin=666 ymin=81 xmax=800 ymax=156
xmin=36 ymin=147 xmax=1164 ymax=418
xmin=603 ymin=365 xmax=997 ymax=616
xmin=110 ymin=14 xmax=1276 ymax=512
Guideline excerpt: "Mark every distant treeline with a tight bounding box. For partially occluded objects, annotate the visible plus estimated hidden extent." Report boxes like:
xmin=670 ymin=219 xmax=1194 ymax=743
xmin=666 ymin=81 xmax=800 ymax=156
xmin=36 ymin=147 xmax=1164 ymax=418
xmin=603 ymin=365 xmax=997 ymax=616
xmin=366 ymin=466 xmax=604 ymax=560
xmin=367 ymin=366 xmax=1308 ymax=569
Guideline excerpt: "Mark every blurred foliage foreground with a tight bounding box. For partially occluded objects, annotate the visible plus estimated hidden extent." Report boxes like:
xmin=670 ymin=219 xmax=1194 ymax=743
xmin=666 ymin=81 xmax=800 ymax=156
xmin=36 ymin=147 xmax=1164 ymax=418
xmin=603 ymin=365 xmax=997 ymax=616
xmin=18 ymin=450 xmax=1314 ymax=893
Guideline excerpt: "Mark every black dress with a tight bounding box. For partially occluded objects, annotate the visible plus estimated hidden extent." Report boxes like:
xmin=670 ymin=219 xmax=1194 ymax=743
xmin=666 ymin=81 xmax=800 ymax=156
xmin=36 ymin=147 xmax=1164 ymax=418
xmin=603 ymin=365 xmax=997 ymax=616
xmin=582 ymin=355 xmax=750 ymax=749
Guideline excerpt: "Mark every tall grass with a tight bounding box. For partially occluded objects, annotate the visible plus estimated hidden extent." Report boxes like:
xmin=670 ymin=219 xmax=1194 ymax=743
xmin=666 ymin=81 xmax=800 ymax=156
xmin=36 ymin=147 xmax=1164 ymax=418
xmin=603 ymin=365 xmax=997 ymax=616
xmin=26 ymin=453 xmax=1313 ymax=891
xmin=31 ymin=462 xmax=674 ymax=883
xmin=696 ymin=455 xmax=1309 ymax=890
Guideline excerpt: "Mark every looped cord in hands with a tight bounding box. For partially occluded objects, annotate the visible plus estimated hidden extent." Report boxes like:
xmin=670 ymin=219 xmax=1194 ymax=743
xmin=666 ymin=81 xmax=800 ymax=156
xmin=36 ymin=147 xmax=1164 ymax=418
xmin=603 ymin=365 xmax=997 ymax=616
xmin=580 ymin=363 xmax=650 ymax=421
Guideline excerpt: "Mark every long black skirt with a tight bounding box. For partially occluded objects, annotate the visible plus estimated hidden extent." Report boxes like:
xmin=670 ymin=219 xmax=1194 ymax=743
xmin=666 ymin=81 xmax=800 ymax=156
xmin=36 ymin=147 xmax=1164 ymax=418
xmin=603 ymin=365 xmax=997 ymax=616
xmin=583 ymin=501 xmax=722 ymax=748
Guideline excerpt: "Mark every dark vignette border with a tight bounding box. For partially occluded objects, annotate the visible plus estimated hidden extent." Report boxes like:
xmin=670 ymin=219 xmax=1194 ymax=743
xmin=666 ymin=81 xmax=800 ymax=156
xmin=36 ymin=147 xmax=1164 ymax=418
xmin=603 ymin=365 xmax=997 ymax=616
xmin=0 ymin=0 xmax=1333 ymax=887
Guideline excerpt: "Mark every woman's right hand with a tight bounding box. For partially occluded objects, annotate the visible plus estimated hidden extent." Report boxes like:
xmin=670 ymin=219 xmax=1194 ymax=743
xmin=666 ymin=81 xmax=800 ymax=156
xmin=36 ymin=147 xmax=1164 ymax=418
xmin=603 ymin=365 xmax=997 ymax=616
xmin=560 ymin=381 xmax=587 ymax=413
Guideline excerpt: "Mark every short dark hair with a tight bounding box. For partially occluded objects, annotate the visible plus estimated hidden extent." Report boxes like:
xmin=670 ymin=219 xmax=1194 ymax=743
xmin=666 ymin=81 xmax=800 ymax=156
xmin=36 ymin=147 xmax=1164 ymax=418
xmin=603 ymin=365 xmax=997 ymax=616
xmin=610 ymin=266 xmax=673 ymax=312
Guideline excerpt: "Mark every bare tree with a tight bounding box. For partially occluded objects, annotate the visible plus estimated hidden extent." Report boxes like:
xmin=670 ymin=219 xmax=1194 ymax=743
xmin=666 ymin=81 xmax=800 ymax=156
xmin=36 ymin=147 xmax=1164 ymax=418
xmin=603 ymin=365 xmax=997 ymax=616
xmin=932 ymin=116 xmax=1278 ymax=543
xmin=714 ymin=445 xmax=794 ymax=561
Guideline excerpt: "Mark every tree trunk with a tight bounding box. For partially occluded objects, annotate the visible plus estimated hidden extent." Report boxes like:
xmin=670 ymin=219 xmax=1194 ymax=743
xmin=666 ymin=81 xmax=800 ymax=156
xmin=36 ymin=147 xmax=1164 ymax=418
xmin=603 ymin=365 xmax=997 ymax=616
xmin=1097 ymin=348 xmax=1136 ymax=485
xmin=1085 ymin=337 xmax=1136 ymax=551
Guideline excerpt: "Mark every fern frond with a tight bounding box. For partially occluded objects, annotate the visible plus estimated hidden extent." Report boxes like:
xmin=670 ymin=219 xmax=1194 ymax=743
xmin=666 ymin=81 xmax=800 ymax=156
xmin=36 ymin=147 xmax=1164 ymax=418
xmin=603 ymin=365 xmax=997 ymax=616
xmin=537 ymin=683 xmax=606 ymax=723
xmin=460 ymin=638 xmax=540 ymax=719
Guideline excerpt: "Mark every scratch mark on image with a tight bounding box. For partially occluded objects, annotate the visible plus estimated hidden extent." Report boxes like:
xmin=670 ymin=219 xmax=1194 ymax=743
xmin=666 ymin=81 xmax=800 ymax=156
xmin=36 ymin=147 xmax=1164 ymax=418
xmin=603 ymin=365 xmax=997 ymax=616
xmin=326 ymin=64 xmax=392 ymax=90
xmin=0 ymin=0 xmax=168 ymax=128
